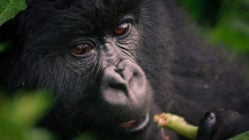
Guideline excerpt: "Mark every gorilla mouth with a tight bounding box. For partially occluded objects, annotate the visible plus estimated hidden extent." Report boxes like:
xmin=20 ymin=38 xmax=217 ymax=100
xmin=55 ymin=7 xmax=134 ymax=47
xmin=118 ymin=113 xmax=150 ymax=132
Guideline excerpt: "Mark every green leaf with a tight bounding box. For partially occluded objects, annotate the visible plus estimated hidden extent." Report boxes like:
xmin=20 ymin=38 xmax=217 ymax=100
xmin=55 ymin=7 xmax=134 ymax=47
xmin=0 ymin=0 xmax=27 ymax=26
xmin=229 ymin=131 xmax=249 ymax=140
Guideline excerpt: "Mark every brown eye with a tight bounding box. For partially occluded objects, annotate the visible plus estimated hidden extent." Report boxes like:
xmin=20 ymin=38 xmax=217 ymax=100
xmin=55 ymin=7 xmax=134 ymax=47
xmin=114 ymin=22 xmax=131 ymax=36
xmin=71 ymin=43 xmax=93 ymax=55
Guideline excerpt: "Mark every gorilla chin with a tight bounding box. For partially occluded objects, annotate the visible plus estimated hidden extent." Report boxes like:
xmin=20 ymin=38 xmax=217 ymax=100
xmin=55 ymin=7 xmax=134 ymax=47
xmin=100 ymin=87 xmax=152 ymax=133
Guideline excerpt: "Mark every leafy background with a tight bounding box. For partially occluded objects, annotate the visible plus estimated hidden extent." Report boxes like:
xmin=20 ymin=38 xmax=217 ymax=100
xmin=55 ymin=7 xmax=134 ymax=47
xmin=179 ymin=0 xmax=249 ymax=56
xmin=0 ymin=0 xmax=249 ymax=139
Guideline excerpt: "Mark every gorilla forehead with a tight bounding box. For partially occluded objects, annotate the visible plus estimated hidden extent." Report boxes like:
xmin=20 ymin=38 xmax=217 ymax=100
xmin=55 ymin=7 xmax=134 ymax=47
xmin=22 ymin=0 xmax=143 ymax=37
xmin=67 ymin=0 xmax=142 ymax=31
xmin=27 ymin=0 xmax=142 ymax=19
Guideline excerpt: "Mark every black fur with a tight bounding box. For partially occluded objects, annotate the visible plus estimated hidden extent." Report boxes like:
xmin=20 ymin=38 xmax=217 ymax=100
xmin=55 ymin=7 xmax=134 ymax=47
xmin=0 ymin=0 xmax=249 ymax=140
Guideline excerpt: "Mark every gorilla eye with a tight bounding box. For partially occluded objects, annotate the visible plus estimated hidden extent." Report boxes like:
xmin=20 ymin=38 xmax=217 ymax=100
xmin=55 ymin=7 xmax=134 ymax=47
xmin=114 ymin=22 xmax=131 ymax=36
xmin=71 ymin=43 xmax=93 ymax=56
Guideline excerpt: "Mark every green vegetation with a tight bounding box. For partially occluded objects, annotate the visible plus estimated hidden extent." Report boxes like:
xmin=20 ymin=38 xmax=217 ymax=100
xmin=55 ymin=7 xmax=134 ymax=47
xmin=230 ymin=131 xmax=249 ymax=140
xmin=0 ymin=91 xmax=54 ymax=140
xmin=154 ymin=113 xmax=198 ymax=140
xmin=0 ymin=0 xmax=25 ymax=52
xmin=0 ymin=0 xmax=27 ymax=26
xmin=179 ymin=0 xmax=249 ymax=55
xmin=0 ymin=91 xmax=98 ymax=140
xmin=210 ymin=0 xmax=249 ymax=54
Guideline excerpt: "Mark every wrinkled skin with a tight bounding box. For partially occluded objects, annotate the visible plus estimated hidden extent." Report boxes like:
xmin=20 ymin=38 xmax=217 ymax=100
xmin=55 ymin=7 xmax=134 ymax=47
xmin=0 ymin=0 xmax=249 ymax=140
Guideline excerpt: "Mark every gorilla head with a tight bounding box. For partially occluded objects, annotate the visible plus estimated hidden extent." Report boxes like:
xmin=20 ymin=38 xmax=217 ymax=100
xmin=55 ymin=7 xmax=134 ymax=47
xmin=0 ymin=0 xmax=163 ymax=137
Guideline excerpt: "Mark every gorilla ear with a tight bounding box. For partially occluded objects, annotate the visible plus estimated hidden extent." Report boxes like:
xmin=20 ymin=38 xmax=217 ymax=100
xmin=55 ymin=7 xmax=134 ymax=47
xmin=0 ymin=19 xmax=17 ymax=42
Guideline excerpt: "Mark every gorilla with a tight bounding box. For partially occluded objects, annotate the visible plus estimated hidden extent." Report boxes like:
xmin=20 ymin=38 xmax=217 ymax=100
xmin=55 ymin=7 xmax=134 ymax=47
xmin=0 ymin=0 xmax=249 ymax=140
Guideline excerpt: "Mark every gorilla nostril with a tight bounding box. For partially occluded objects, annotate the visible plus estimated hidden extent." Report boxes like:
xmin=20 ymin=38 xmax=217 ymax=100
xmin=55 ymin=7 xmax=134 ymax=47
xmin=114 ymin=68 xmax=124 ymax=75
xmin=133 ymin=71 xmax=138 ymax=77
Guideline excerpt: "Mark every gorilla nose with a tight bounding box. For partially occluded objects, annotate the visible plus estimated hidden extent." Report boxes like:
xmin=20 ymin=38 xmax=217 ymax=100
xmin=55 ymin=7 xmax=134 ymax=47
xmin=101 ymin=65 xmax=131 ymax=106
xmin=101 ymin=59 xmax=148 ymax=107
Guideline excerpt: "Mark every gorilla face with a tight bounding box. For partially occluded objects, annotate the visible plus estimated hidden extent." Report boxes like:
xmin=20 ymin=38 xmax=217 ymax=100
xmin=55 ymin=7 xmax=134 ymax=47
xmin=10 ymin=0 xmax=152 ymax=133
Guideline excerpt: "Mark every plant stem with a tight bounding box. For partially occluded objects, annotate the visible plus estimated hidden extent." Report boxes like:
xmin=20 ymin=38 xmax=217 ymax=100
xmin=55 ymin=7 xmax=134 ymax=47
xmin=154 ymin=113 xmax=198 ymax=140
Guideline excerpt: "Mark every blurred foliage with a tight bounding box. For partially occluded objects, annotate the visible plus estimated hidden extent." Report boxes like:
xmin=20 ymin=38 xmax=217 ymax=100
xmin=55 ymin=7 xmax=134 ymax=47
xmin=179 ymin=0 xmax=221 ymax=26
xmin=211 ymin=0 xmax=249 ymax=54
xmin=179 ymin=0 xmax=249 ymax=55
xmin=230 ymin=131 xmax=249 ymax=140
xmin=0 ymin=41 xmax=11 ymax=53
xmin=0 ymin=91 xmax=97 ymax=140
xmin=0 ymin=91 xmax=54 ymax=140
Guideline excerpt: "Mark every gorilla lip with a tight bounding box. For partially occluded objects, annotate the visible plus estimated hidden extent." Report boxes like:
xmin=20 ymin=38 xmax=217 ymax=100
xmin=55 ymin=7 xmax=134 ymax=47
xmin=119 ymin=120 xmax=139 ymax=128
xmin=118 ymin=113 xmax=150 ymax=132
